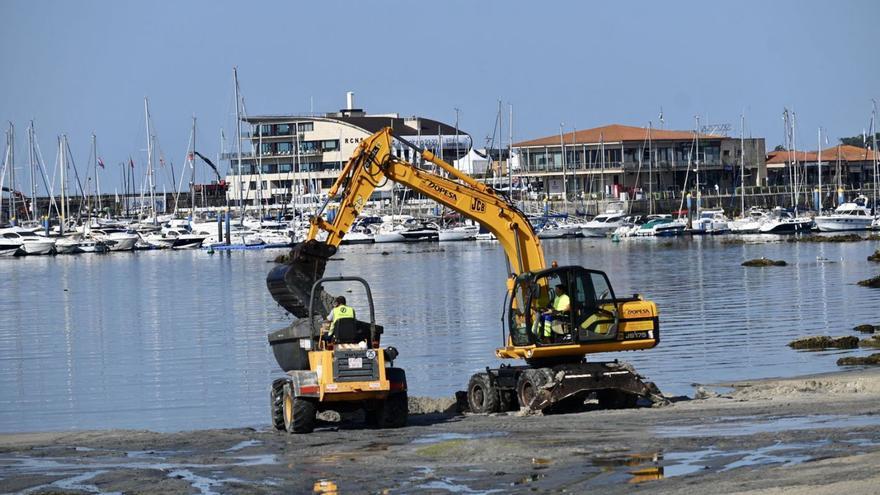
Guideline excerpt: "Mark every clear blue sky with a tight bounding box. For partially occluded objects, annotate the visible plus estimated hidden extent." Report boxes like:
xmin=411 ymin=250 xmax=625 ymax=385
xmin=2 ymin=0 xmax=877 ymax=191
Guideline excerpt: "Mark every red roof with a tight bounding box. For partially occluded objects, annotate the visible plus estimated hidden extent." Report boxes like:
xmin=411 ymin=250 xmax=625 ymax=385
xmin=513 ymin=124 xmax=717 ymax=147
xmin=766 ymin=144 xmax=880 ymax=164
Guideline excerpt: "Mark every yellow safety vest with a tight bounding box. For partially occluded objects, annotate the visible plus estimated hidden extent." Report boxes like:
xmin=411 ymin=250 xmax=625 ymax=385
xmin=329 ymin=305 xmax=355 ymax=334
xmin=540 ymin=295 xmax=570 ymax=338
xmin=552 ymin=294 xmax=570 ymax=312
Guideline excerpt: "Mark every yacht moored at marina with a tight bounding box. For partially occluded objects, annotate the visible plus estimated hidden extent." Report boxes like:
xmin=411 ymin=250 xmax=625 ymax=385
xmin=0 ymin=228 xmax=55 ymax=255
xmin=581 ymin=212 xmax=626 ymax=238
xmin=438 ymin=224 xmax=479 ymax=242
xmin=730 ymin=208 xmax=770 ymax=234
xmin=757 ymin=208 xmax=813 ymax=234
xmin=814 ymin=200 xmax=874 ymax=232
xmin=691 ymin=209 xmax=731 ymax=235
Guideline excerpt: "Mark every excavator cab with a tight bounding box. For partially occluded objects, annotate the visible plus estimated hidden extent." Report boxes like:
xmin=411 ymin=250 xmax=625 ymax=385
xmin=508 ymin=266 xmax=622 ymax=347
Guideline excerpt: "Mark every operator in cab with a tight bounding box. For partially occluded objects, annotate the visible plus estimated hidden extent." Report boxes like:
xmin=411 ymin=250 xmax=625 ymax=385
xmin=325 ymin=296 xmax=356 ymax=338
xmin=536 ymin=284 xmax=571 ymax=342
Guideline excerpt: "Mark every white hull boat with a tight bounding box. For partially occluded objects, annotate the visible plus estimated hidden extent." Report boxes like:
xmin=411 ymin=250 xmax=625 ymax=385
xmin=581 ymin=213 xmax=625 ymax=238
xmin=438 ymin=225 xmax=479 ymax=242
xmin=1 ymin=228 xmax=55 ymax=255
xmin=814 ymin=202 xmax=873 ymax=232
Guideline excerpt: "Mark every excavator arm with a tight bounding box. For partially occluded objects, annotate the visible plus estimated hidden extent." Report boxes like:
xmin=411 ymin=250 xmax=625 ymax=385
xmin=306 ymin=127 xmax=545 ymax=276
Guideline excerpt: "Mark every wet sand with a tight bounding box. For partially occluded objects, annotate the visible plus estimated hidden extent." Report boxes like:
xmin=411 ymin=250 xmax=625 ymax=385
xmin=2 ymin=368 xmax=879 ymax=494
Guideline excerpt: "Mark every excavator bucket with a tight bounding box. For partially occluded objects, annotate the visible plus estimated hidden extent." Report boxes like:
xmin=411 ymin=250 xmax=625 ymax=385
xmin=267 ymin=240 xmax=337 ymax=318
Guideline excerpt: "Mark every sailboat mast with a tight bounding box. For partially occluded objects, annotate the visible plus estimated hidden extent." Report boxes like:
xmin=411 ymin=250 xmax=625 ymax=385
xmin=8 ymin=124 xmax=16 ymax=223
xmin=817 ymin=127 xmax=822 ymax=212
xmin=1 ymin=127 xmax=8 ymax=224
xmin=59 ymin=135 xmax=66 ymax=234
xmin=28 ymin=123 xmax=37 ymax=221
xmin=695 ymin=116 xmax=701 ymax=217
xmin=234 ymin=67 xmax=244 ymax=223
xmin=871 ymin=101 xmax=878 ymax=216
xmin=648 ymin=122 xmax=653 ymax=215
xmin=144 ymin=97 xmax=156 ymax=224
xmin=191 ymin=115 xmax=197 ymax=220
xmin=741 ymin=114 xmax=745 ymax=216
xmin=93 ymin=134 xmax=102 ymax=214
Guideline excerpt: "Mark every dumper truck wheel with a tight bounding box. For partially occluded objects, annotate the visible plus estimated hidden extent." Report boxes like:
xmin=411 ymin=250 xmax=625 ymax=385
xmin=370 ymin=391 xmax=408 ymax=428
xmin=467 ymin=373 xmax=500 ymax=414
xmin=270 ymin=378 xmax=287 ymax=431
xmin=282 ymin=383 xmax=317 ymax=433
xmin=379 ymin=391 xmax=409 ymax=428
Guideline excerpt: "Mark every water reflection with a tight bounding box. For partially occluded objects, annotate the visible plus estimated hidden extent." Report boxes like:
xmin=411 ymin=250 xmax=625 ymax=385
xmin=1 ymin=237 xmax=879 ymax=432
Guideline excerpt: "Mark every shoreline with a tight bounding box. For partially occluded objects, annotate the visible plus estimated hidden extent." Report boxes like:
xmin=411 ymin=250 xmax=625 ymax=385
xmin=2 ymin=368 xmax=879 ymax=494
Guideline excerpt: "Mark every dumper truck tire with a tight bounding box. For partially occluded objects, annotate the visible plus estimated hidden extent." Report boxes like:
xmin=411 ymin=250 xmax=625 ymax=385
xmin=282 ymin=383 xmax=317 ymax=433
xmin=467 ymin=372 xmax=500 ymax=414
xmin=371 ymin=391 xmax=407 ymax=428
xmin=270 ymin=378 xmax=287 ymax=431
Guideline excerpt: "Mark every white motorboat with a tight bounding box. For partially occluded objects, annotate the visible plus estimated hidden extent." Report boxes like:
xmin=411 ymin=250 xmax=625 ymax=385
xmin=438 ymin=224 xmax=479 ymax=242
xmin=0 ymin=228 xmax=55 ymax=255
xmin=581 ymin=213 xmax=626 ymax=238
xmin=90 ymin=228 xmax=139 ymax=251
xmin=757 ymin=208 xmax=813 ymax=234
xmin=54 ymin=235 xmax=83 ymax=254
xmin=145 ymin=229 xmax=207 ymax=249
xmin=814 ymin=201 xmax=874 ymax=232
xmin=341 ymin=217 xmax=380 ymax=244
xmin=691 ymin=209 xmax=731 ymax=235
xmin=634 ymin=216 xmax=687 ymax=237
xmin=399 ymin=220 xmax=439 ymax=242
xmin=537 ymin=220 xmax=581 ymax=239
xmin=474 ymin=232 xmax=497 ymax=241
xmin=0 ymin=235 xmax=22 ymax=256
xmin=78 ymin=237 xmax=109 ymax=253
xmin=373 ymin=223 xmax=407 ymax=243
xmin=729 ymin=208 xmax=769 ymax=234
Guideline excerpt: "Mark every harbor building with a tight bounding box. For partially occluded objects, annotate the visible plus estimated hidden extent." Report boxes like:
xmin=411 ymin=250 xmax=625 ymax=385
xmin=765 ymin=145 xmax=879 ymax=190
xmin=512 ymin=124 xmax=767 ymax=201
xmin=224 ymin=93 xmax=469 ymax=207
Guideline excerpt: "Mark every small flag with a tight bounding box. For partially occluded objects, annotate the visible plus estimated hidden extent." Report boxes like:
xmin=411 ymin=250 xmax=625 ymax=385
xmin=97 ymin=157 xmax=105 ymax=168
xmin=188 ymin=152 xmax=194 ymax=162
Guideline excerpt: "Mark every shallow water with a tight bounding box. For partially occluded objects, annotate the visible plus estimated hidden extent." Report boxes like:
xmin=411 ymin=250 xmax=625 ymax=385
xmin=1 ymin=236 xmax=879 ymax=432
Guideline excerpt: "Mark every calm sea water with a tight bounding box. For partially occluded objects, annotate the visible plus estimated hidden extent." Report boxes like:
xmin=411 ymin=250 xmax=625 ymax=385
xmin=2 ymin=236 xmax=879 ymax=433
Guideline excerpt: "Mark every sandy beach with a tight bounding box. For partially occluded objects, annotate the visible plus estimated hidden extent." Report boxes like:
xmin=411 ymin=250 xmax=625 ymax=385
xmin=2 ymin=368 xmax=879 ymax=494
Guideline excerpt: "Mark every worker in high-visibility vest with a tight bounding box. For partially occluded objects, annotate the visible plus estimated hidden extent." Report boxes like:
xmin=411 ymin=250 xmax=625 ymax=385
xmin=539 ymin=284 xmax=571 ymax=341
xmin=326 ymin=296 xmax=356 ymax=336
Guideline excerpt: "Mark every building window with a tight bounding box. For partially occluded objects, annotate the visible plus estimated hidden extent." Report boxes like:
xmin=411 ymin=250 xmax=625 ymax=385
xmin=261 ymin=143 xmax=273 ymax=155
xmin=261 ymin=181 xmax=268 ymax=189
xmin=259 ymin=124 xmax=272 ymax=136
xmin=298 ymin=122 xmax=314 ymax=132
xmin=322 ymin=139 xmax=339 ymax=151
xmin=278 ymin=163 xmax=292 ymax=173
xmin=262 ymin=163 xmax=276 ymax=174
xmin=300 ymin=141 xmax=319 ymax=153
xmin=277 ymin=142 xmax=293 ymax=154
xmin=276 ymin=124 xmax=291 ymax=135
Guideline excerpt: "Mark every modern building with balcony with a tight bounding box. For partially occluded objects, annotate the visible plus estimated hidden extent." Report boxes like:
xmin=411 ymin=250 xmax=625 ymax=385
xmin=224 ymin=93 xmax=469 ymax=207
xmin=512 ymin=124 xmax=766 ymax=200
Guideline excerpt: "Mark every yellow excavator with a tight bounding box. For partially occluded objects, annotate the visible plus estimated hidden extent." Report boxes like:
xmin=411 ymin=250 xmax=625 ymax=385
xmin=268 ymin=127 xmax=663 ymax=420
